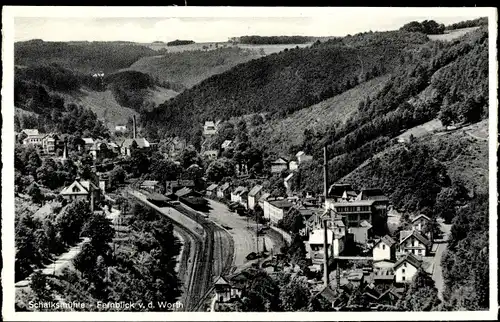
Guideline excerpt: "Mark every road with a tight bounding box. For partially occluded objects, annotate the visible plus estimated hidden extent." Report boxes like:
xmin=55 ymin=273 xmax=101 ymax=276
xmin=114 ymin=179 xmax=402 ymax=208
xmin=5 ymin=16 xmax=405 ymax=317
xmin=206 ymin=199 xmax=287 ymax=270
xmin=15 ymin=237 xmax=91 ymax=288
xmin=432 ymin=221 xmax=452 ymax=300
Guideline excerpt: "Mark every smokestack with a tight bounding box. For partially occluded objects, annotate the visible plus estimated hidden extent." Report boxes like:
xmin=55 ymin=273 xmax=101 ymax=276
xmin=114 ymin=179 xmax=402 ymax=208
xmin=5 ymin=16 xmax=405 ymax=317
xmin=323 ymin=219 xmax=330 ymax=286
xmin=323 ymin=145 xmax=329 ymax=207
xmin=90 ymin=183 xmax=95 ymax=213
xmin=133 ymin=115 xmax=137 ymax=139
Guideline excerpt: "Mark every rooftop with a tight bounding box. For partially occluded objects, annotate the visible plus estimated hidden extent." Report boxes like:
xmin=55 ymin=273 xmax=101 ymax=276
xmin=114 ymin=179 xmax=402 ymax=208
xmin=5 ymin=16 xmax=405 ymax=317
xmin=248 ymin=185 xmax=263 ymax=197
xmin=207 ymin=183 xmax=218 ymax=191
xmin=268 ymin=199 xmax=294 ymax=209
xmin=394 ymin=253 xmax=422 ymax=270
xmin=332 ymin=199 xmax=376 ymax=207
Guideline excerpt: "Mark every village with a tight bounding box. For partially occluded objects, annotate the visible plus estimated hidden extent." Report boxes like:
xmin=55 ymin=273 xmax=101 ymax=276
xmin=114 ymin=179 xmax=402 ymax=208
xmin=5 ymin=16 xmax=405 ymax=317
xmin=14 ymin=114 xmax=450 ymax=312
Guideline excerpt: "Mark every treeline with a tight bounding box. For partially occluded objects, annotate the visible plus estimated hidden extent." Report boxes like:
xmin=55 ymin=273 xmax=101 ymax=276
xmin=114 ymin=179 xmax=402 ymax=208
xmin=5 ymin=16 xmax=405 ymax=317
xmin=15 ymin=40 xmax=157 ymax=74
xmin=142 ymin=30 xmax=426 ymax=141
xmin=167 ymin=39 xmax=195 ymax=46
xmin=400 ymin=20 xmax=445 ymax=35
xmin=446 ymin=17 xmax=488 ymax=30
xmin=237 ymin=35 xmax=313 ymax=44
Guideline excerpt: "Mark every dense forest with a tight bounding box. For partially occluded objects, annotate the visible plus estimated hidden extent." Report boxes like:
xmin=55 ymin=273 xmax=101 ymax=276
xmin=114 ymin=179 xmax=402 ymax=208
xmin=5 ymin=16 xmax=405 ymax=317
xmin=14 ymin=40 xmax=157 ymax=74
xmin=104 ymin=71 xmax=156 ymax=111
xmin=141 ymin=30 xmax=430 ymax=141
xmin=400 ymin=20 xmax=445 ymax=35
xmin=167 ymin=39 xmax=195 ymax=46
xmin=236 ymin=35 xmax=313 ymax=44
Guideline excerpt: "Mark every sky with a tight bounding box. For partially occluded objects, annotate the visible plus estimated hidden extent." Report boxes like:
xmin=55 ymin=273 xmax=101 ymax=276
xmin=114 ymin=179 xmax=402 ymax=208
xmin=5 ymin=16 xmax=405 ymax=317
xmin=13 ymin=8 xmax=487 ymax=43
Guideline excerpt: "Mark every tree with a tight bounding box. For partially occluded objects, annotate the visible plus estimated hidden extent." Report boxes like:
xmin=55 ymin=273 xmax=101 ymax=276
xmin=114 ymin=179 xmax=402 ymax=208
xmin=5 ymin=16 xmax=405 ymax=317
xmin=27 ymin=182 xmax=44 ymax=205
xmin=240 ymin=268 xmax=281 ymax=312
xmin=397 ymin=269 xmax=441 ymax=311
xmin=279 ymin=274 xmax=311 ymax=311
xmin=31 ymin=271 xmax=53 ymax=302
xmin=81 ymin=213 xmax=115 ymax=247
xmin=181 ymin=146 xmax=200 ymax=169
xmin=205 ymin=158 xmax=235 ymax=182
xmin=56 ymin=200 xmax=91 ymax=245
xmin=109 ymin=165 xmax=126 ymax=188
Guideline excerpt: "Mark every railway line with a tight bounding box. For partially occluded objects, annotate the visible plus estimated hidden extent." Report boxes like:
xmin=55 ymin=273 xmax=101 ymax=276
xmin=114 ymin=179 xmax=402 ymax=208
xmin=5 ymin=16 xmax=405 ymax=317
xmin=128 ymin=189 xmax=233 ymax=311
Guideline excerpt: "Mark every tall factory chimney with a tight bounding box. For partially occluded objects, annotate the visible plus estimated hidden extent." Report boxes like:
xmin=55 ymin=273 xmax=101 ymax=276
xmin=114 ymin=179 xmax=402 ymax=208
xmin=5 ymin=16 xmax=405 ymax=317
xmin=323 ymin=145 xmax=329 ymax=207
xmin=133 ymin=115 xmax=137 ymax=139
xmin=323 ymin=218 xmax=330 ymax=286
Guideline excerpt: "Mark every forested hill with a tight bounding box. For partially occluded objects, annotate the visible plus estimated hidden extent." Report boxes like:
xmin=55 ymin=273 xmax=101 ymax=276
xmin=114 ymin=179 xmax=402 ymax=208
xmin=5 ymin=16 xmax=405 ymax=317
xmin=14 ymin=40 xmax=157 ymax=74
xmin=141 ymin=30 xmax=430 ymax=140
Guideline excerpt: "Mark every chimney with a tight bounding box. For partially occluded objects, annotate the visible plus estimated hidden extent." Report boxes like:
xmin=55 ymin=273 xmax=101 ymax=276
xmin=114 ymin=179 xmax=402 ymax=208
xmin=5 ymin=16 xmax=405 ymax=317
xmin=133 ymin=115 xmax=137 ymax=139
xmin=323 ymin=145 xmax=329 ymax=208
xmin=323 ymin=219 xmax=330 ymax=286
xmin=89 ymin=183 xmax=95 ymax=213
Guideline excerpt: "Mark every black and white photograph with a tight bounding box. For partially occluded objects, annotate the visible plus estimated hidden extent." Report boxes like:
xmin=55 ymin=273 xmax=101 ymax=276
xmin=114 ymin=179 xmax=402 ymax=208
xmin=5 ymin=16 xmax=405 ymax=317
xmin=1 ymin=6 xmax=498 ymax=321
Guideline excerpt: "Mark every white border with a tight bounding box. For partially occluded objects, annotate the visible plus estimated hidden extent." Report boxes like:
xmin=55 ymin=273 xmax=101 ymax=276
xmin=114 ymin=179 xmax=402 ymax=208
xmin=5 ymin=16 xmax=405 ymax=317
xmin=2 ymin=6 xmax=498 ymax=321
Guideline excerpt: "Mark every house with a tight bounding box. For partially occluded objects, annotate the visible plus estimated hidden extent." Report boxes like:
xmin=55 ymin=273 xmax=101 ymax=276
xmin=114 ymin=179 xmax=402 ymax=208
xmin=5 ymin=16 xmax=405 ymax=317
xmin=326 ymin=200 xmax=375 ymax=228
xmin=166 ymin=180 xmax=196 ymax=194
xmin=355 ymin=188 xmax=390 ymax=218
xmin=296 ymin=151 xmax=313 ymax=164
xmin=373 ymin=235 xmax=397 ymax=262
xmin=203 ymin=121 xmax=217 ymax=137
xmin=326 ymin=184 xmax=358 ymax=203
xmin=258 ymin=192 xmax=270 ymax=209
xmin=21 ymin=129 xmax=39 ymax=137
xmin=174 ymin=187 xmax=198 ymax=199
xmin=289 ymin=161 xmax=299 ymax=171
xmin=89 ymin=141 xmax=111 ymax=160
xmin=411 ymin=214 xmax=431 ymax=232
xmin=230 ymin=186 xmax=248 ymax=207
xmin=217 ymin=182 xmax=231 ymax=199
xmin=203 ymin=150 xmax=219 ymax=160
xmin=59 ymin=179 xmax=101 ymax=210
xmin=394 ymin=253 xmax=422 ymax=284
xmin=263 ymin=199 xmax=293 ymax=224
xmin=23 ymin=134 xmax=46 ymax=146
xmin=346 ymin=270 xmax=364 ymax=287
xmin=247 ymin=185 xmax=263 ymax=210
xmin=307 ymin=228 xmax=344 ymax=265
xmin=270 ymin=157 xmax=288 ymax=174
xmin=372 ymin=268 xmax=395 ymax=285
xmin=221 ymin=140 xmax=233 ymax=150
xmin=140 ymin=180 xmax=161 ymax=193
xmin=349 ymin=220 xmax=373 ymax=245
xmin=206 ymin=184 xmax=218 ymax=197
xmin=115 ymin=124 xmax=127 ymax=132
xmin=214 ymin=276 xmax=242 ymax=303
xmin=41 ymin=134 xmax=58 ymax=155
xmin=120 ymin=138 xmax=150 ymax=156
xmin=107 ymin=141 xmax=120 ymax=154
xmin=284 ymin=173 xmax=294 ymax=195
xmin=397 ymin=230 xmax=431 ymax=258
xmin=82 ymin=138 xmax=95 ymax=151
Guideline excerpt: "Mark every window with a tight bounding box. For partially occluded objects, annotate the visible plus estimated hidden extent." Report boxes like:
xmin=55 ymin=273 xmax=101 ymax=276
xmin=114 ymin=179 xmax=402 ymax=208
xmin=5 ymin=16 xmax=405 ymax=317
xmin=402 ymin=276 xmax=406 ymax=281
xmin=418 ymin=249 xmax=422 ymax=255
xmin=382 ymin=244 xmax=386 ymax=250
xmin=403 ymin=262 xmax=407 ymax=267
xmin=402 ymin=269 xmax=405 ymax=273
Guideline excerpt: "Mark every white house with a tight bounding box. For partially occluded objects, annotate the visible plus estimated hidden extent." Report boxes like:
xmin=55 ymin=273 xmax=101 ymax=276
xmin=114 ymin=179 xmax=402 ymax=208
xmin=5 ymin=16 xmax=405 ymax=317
xmin=398 ymin=230 xmax=431 ymax=258
xmin=203 ymin=121 xmax=217 ymax=137
xmin=263 ymin=199 xmax=293 ymax=224
xmin=373 ymin=235 xmax=397 ymax=262
xmin=307 ymin=228 xmax=344 ymax=265
xmin=23 ymin=134 xmax=46 ymax=146
xmin=214 ymin=276 xmax=242 ymax=303
xmin=203 ymin=150 xmax=219 ymax=160
xmin=115 ymin=124 xmax=127 ymax=132
xmin=394 ymin=253 xmax=422 ymax=284
xmin=289 ymin=161 xmax=299 ymax=171
xmin=247 ymin=185 xmax=263 ymax=210
xmin=270 ymin=157 xmax=288 ymax=174
xmin=230 ymin=186 xmax=248 ymax=206
xmin=296 ymin=151 xmax=313 ymax=164
xmin=221 ymin=140 xmax=233 ymax=150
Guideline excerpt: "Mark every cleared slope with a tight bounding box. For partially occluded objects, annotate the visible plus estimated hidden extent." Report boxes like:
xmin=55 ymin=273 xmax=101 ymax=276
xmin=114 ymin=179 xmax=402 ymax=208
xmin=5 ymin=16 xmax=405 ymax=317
xmin=428 ymin=27 xmax=480 ymax=41
xmin=127 ymin=47 xmax=262 ymax=88
xmin=58 ymin=89 xmax=138 ymax=129
xmin=251 ymin=75 xmax=391 ymax=155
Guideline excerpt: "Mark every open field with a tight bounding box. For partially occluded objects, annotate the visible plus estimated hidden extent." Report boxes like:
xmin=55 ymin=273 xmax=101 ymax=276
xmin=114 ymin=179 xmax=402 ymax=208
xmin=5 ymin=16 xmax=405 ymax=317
xmin=428 ymin=27 xmax=480 ymax=41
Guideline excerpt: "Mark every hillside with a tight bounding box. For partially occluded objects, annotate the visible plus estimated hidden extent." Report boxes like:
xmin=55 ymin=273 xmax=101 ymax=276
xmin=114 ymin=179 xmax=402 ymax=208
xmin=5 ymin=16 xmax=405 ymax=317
xmin=250 ymin=75 xmax=391 ymax=156
xmin=127 ymin=47 xmax=263 ymax=89
xmin=14 ymin=40 xmax=157 ymax=74
xmin=142 ymin=30 xmax=430 ymax=140
xmin=340 ymin=119 xmax=488 ymax=197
